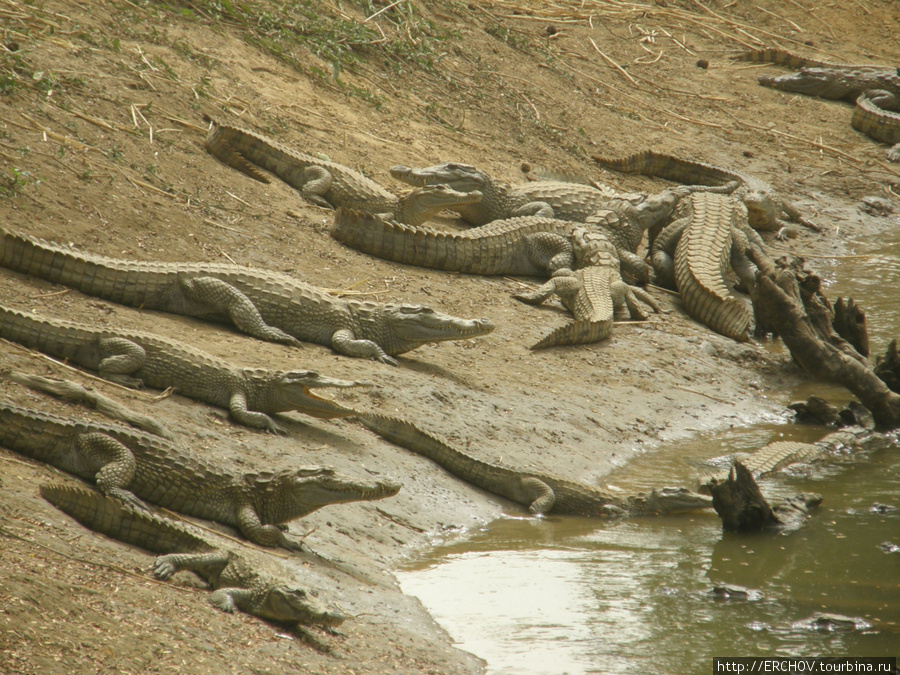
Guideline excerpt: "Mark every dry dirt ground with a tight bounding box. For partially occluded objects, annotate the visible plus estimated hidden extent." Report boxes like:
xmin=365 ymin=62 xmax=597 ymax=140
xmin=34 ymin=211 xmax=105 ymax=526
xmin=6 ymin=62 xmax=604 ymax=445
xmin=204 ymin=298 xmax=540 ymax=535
xmin=0 ymin=0 xmax=898 ymax=673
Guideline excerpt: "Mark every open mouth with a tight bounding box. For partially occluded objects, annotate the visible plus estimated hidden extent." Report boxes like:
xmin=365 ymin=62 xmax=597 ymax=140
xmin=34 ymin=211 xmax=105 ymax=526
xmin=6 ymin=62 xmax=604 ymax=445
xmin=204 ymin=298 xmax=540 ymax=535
xmin=300 ymin=387 xmax=359 ymax=419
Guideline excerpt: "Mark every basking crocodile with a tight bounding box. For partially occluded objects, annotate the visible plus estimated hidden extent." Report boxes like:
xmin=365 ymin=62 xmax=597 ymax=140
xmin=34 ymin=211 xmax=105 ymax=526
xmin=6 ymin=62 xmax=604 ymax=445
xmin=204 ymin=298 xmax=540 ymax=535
xmin=733 ymin=48 xmax=895 ymax=72
xmin=359 ymin=413 xmax=712 ymax=517
xmin=0 ymin=401 xmax=401 ymax=549
xmin=204 ymin=119 xmax=482 ymax=224
xmin=332 ymin=191 xmax=681 ymax=285
xmin=42 ymin=483 xmax=346 ymax=627
xmin=390 ymin=161 xmax=619 ymax=225
xmin=592 ymin=150 xmax=816 ymax=234
xmin=700 ymin=426 xmax=872 ymax=489
xmin=0 ymin=304 xmax=367 ymax=433
xmin=0 ymin=227 xmax=494 ymax=365
xmin=513 ymin=229 xmax=661 ymax=349
xmin=851 ymin=90 xmax=900 ymax=162
xmin=756 ymin=66 xmax=900 ymax=102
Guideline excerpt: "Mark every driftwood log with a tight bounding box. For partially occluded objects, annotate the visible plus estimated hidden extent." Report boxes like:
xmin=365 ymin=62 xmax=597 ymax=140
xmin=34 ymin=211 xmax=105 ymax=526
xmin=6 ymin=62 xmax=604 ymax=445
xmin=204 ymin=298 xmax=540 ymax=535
xmin=707 ymin=462 xmax=821 ymax=533
xmin=748 ymin=252 xmax=900 ymax=429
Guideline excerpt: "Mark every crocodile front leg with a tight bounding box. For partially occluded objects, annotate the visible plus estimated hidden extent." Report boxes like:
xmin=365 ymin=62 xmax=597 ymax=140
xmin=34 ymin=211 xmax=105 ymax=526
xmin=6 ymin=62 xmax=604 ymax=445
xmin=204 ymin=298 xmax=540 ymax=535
xmin=178 ymin=275 xmax=302 ymax=347
xmin=611 ymin=280 xmax=661 ymax=320
xmin=236 ymin=501 xmax=304 ymax=550
xmin=75 ymin=432 xmax=145 ymax=511
xmin=96 ymin=337 xmax=147 ymax=388
xmin=208 ymin=587 xmax=255 ymax=613
xmin=651 ymin=216 xmax=691 ymax=289
xmin=331 ymin=329 xmax=398 ymax=366
xmin=229 ymin=390 xmax=284 ymax=434
xmin=510 ymin=200 xmax=556 ymax=219
xmin=152 ymin=550 xmax=231 ymax=581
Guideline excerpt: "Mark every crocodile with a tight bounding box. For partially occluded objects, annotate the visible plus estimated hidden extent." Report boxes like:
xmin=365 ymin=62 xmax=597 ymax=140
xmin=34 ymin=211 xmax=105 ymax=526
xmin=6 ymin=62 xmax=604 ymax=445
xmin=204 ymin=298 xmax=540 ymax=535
xmin=512 ymin=229 xmax=661 ymax=349
xmin=0 ymin=304 xmax=367 ymax=433
xmin=851 ymin=90 xmax=900 ymax=162
xmin=700 ymin=426 xmax=872 ymax=489
xmin=733 ymin=48 xmax=895 ymax=72
xmin=204 ymin=118 xmax=482 ymax=225
xmin=358 ymin=413 xmax=712 ymax=517
xmin=390 ymin=161 xmax=620 ymax=226
xmin=756 ymin=66 xmax=900 ymax=102
xmin=41 ymin=483 xmax=346 ymax=627
xmin=592 ymin=150 xmax=817 ymax=234
xmin=0 ymin=401 xmax=401 ymax=549
xmin=332 ymin=191 xmax=682 ymax=285
xmin=0 ymin=227 xmax=495 ymax=365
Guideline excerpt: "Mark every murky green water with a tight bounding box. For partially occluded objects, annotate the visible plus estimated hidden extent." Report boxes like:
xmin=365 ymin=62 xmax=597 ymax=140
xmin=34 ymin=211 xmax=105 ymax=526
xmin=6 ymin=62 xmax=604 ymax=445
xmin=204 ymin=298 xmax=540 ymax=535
xmin=399 ymin=428 xmax=899 ymax=674
xmin=399 ymin=225 xmax=900 ymax=674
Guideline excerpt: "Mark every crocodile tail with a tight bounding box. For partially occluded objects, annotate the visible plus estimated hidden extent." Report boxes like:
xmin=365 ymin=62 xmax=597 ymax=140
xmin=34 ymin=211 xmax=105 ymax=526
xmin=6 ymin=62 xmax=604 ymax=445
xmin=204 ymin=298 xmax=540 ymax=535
xmin=204 ymin=121 xmax=271 ymax=184
xmin=592 ymin=151 xmax=739 ymax=194
xmin=531 ymin=319 xmax=613 ymax=350
xmin=332 ymin=208 xmax=467 ymax=271
xmin=731 ymin=49 xmax=829 ymax=69
xmin=852 ymin=92 xmax=900 ymax=145
xmin=40 ymin=483 xmax=212 ymax=555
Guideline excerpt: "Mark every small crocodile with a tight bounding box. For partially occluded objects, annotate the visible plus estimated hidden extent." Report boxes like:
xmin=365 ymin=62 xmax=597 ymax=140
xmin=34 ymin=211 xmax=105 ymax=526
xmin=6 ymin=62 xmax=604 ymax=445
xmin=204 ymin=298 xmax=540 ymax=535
xmin=756 ymin=66 xmax=900 ymax=102
xmin=513 ymin=229 xmax=661 ymax=349
xmin=851 ymin=90 xmax=900 ymax=162
xmin=204 ymin=118 xmax=482 ymax=224
xmin=41 ymin=483 xmax=346 ymax=627
xmin=0 ymin=304 xmax=366 ymax=433
xmin=700 ymin=426 xmax=872 ymax=489
xmin=0 ymin=227 xmax=494 ymax=365
xmin=1 ymin=401 xmax=401 ymax=549
xmin=332 ymin=191 xmax=681 ymax=285
xmin=390 ymin=161 xmax=619 ymax=225
xmin=358 ymin=413 xmax=712 ymax=517
xmin=733 ymin=48 xmax=895 ymax=72
xmin=592 ymin=150 xmax=816 ymax=234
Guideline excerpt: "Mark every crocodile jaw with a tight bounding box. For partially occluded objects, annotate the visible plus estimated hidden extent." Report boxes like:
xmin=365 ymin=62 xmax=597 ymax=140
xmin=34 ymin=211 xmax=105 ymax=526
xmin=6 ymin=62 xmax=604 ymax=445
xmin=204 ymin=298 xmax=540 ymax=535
xmin=261 ymin=586 xmax=346 ymax=626
xmin=381 ymin=304 xmax=495 ymax=352
xmin=287 ymin=471 xmax=402 ymax=511
xmin=390 ymin=162 xmax=488 ymax=193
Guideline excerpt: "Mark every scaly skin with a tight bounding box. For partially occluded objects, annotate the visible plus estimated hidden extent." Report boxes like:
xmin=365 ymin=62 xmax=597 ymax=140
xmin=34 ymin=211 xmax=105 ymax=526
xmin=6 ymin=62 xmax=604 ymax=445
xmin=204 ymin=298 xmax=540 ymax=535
xmin=204 ymin=119 xmax=482 ymax=225
xmin=592 ymin=150 xmax=815 ymax=233
xmin=332 ymin=192 xmax=681 ymax=285
xmin=513 ymin=230 xmax=661 ymax=349
xmin=851 ymin=90 xmax=900 ymax=162
xmin=1 ymin=402 xmax=401 ymax=549
xmin=673 ymin=193 xmax=756 ymax=342
xmin=733 ymin=48 xmax=894 ymax=72
xmin=0 ymin=227 xmax=494 ymax=365
xmin=757 ymin=67 xmax=900 ymax=102
xmin=390 ymin=161 xmax=619 ymax=225
xmin=0 ymin=305 xmax=367 ymax=432
xmin=359 ymin=413 xmax=712 ymax=517
xmin=701 ymin=427 xmax=872 ymax=488
xmin=41 ymin=484 xmax=345 ymax=626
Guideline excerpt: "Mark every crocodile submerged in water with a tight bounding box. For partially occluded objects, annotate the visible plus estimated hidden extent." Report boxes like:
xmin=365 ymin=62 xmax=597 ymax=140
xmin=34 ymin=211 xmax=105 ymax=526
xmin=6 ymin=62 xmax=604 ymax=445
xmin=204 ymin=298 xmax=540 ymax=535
xmin=41 ymin=483 xmax=346 ymax=627
xmin=358 ymin=413 xmax=712 ymax=517
xmin=390 ymin=161 xmax=619 ymax=225
xmin=0 ymin=305 xmax=367 ymax=433
xmin=332 ymin=191 xmax=682 ymax=285
xmin=592 ymin=150 xmax=816 ymax=234
xmin=735 ymin=49 xmax=900 ymax=162
xmin=512 ymin=229 xmax=661 ymax=349
xmin=0 ymin=401 xmax=401 ymax=549
xmin=0 ymin=226 xmax=494 ymax=365
xmin=651 ymin=192 xmax=764 ymax=341
xmin=204 ymin=118 xmax=483 ymax=224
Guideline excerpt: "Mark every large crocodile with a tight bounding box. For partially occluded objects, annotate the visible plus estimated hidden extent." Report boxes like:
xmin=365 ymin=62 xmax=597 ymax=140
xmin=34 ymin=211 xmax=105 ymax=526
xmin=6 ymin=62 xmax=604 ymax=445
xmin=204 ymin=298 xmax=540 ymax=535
xmin=204 ymin=118 xmax=482 ymax=224
xmin=390 ymin=161 xmax=619 ymax=225
xmin=332 ymin=191 xmax=682 ymax=285
xmin=0 ymin=401 xmax=401 ymax=549
xmin=358 ymin=413 xmax=712 ymax=517
xmin=42 ymin=483 xmax=346 ymax=627
xmin=512 ymin=229 xmax=661 ymax=349
xmin=591 ymin=150 xmax=816 ymax=234
xmin=0 ymin=226 xmax=494 ymax=365
xmin=0 ymin=304 xmax=367 ymax=433
xmin=851 ymin=90 xmax=900 ymax=162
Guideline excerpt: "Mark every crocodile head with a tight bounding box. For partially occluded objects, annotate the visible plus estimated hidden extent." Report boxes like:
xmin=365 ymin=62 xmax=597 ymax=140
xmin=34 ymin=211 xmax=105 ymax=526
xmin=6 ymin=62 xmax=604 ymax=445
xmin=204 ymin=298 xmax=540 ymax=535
xmin=629 ymin=487 xmax=713 ymax=515
xmin=632 ymin=188 xmax=688 ymax=230
xmin=758 ymin=68 xmax=853 ymax=99
xmin=740 ymin=190 xmax=778 ymax=230
xmin=258 ymin=585 xmax=346 ymax=626
xmin=257 ymin=467 xmax=401 ymax=520
xmin=355 ymin=302 xmax=495 ymax=355
xmin=400 ymin=184 xmax=484 ymax=226
xmin=391 ymin=162 xmax=490 ymax=193
xmin=246 ymin=369 xmax=370 ymax=419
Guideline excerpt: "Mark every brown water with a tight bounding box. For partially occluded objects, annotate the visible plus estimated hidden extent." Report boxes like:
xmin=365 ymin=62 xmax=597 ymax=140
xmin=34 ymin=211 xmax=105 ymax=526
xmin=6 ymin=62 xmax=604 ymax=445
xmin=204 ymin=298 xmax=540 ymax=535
xmin=399 ymin=225 xmax=900 ymax=674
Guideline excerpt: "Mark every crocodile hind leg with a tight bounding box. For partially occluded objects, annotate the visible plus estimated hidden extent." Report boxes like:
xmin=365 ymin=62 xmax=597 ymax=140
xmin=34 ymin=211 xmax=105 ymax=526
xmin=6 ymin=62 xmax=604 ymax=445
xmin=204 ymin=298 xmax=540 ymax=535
xmin=75 ymin=432 xmax=146 ymax=511
xmin=522 ymin=476 xmax=556 ymax=515
xmin=651 ymin=216 xmax=690 ymax=289
xmin=96 ymin=337 xmax=147 ymax=388
xmin=523 ymin=232 xmax=575 ymax=273
xmin=331 ymin=329 xmax=398 ymax=366
xmin=300 ymin=165 xmax=334 ymax=208
xmin=611 ymin=280 xmax=661 ymax=320
xmin=229 ymin=390 xmax=284 ymax=434
xmin=178 ymin=276 xmax=303 ymax=347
